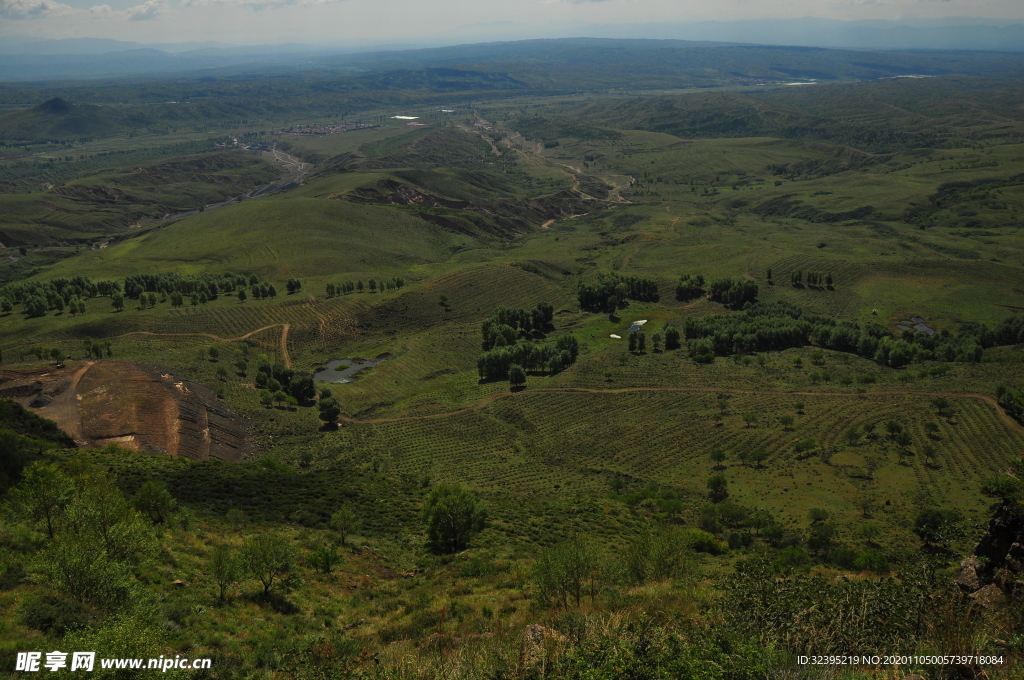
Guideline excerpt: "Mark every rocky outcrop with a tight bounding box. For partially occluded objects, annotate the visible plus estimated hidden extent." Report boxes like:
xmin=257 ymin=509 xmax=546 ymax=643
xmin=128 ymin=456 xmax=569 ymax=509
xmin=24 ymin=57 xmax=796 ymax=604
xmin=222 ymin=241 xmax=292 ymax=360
xmin=958 ymin=505 xmax=1024 ymax=599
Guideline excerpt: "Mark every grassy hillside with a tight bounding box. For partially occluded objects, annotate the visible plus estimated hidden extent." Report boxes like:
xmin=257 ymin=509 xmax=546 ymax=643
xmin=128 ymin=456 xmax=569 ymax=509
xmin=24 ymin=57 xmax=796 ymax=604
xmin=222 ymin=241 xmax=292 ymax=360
xmin=2 ymin=70 xmax=1024 ymax=679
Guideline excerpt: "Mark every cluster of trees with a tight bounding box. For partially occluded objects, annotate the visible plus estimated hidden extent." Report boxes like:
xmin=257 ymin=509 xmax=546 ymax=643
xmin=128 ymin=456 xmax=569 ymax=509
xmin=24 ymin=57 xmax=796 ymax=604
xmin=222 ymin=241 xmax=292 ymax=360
xmin=697 ymin=496 xmax=892 ymax=573
xmin=675 ymin=274 xmax=705 ymax=301
xmin=325 ymin=277 xmax=406 ymax=297
xmin=0 ymin=276 xmax=120 ymax=319
xmin=253 ymin=360 xmax=316 ymax=407
xmin=534 ymin=528 xmax=689 ymax=609
xmin=683 ymin=301 xmax=1019 ymax=367
xmin=4 ymin=461 xmax=167 ymax=610
xmin=577 ymin=273 xmax=659 ymax=313
xmin=708 ymin=278 xmax=759 ymax=307
xmin=791 ymin=270 xmax=834 ymax=288
xmin=477 ymin=334 xmax=579 ymax=381
xmin=480 ymin=303 xmax=554 ymax=350
xmin=674 ymin=274 xmax=758 ymax=307
xmin=205 ymin=503 xmax=361 ymax=600
xmin=285 ymin=279 xmax=303 ymax=294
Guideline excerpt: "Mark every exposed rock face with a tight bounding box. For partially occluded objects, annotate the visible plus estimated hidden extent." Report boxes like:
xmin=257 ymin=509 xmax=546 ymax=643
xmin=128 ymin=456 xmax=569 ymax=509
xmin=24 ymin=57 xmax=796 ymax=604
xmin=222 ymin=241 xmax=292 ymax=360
xmin=961 ymin=505 xmax=1024 ymax=597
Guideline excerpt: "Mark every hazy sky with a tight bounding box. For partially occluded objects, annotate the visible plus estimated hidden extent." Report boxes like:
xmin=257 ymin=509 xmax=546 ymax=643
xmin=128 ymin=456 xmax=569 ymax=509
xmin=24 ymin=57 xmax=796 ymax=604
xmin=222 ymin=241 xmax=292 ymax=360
xmin=2 ymin=0 xmax=1023 ymax=45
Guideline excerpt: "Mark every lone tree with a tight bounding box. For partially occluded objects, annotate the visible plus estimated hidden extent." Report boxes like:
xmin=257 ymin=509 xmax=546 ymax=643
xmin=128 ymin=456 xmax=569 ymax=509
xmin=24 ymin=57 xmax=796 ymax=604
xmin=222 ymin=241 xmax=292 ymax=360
xmin=422 ymin=484 xmax=487 ymax=553
xmin=664 ymin=326 xmax=681 ymax=350
xmin=210 ymin=545 xmax=240 ymax=602
xmin=330 ymin=504 xmax=359 ymax=546
xmin=133 ymin=480 xmax=177 ymax=524
xmin=709 ymin=449 xmax=726 ymax=469
xmin=318 ymin=397 xmax=341 ymax=426
xmin=509 ymin=364 xmax=527 ymax=389
xmin=7 ymin=461 xmax=74 ymax=538
xmin=913 ymin=508 xmax=964 ymax=548
xmin=240 ymin=534 xmax=294 ymax=596
xmin=707 ymin=475 xmax=729 ymax=503
xmin=748 ymin=448 xmax=769 ymax=468
xmin=533 ymin=536 xmax=603 ymax=609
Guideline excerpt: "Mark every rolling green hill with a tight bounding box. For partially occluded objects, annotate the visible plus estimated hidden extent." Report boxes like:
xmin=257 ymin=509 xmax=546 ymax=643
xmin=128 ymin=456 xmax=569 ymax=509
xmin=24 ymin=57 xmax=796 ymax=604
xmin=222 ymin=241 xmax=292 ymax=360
xmin=2 ymin=56 xmax=1024 ymax=680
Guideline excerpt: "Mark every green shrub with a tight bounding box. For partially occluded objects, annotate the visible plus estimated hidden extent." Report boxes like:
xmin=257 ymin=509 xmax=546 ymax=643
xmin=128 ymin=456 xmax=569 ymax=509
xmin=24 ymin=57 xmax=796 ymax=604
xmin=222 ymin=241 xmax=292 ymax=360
xmin=21 ymin=593 xmax=90 ymax=637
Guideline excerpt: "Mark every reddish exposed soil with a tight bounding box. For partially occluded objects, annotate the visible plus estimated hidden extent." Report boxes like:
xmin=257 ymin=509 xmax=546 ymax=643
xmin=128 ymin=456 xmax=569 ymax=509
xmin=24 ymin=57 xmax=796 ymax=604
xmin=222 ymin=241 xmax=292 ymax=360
xmin=0 ymin=361 xmax=252 ymax=461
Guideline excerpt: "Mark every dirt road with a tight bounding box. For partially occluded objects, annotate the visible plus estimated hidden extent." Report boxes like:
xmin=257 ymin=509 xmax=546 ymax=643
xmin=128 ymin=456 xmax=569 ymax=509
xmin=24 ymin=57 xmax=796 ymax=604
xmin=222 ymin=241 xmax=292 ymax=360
xmin=33 ymin=361 xmax=94 ymax=445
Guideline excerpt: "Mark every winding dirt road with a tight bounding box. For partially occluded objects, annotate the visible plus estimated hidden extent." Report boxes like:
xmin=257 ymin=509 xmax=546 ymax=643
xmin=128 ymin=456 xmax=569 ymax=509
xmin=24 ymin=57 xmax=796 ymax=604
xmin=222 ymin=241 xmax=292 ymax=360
xmin=109 ymin=323 xmax=292 ymax=368
xmin=33 ymin=361 xmax=95 ymax=445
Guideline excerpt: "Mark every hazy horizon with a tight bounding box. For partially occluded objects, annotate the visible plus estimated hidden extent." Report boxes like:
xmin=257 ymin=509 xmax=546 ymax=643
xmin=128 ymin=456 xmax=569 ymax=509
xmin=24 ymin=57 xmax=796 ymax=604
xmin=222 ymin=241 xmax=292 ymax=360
xmin=2 ymin=0 xmax=1024 ymax=49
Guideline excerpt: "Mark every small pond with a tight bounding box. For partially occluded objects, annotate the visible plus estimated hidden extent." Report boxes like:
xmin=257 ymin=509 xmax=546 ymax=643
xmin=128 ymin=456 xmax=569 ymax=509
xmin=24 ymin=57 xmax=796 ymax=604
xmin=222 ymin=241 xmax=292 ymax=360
xmin=314 ymin=358 xmax=383 ymax=384
xmin=896 ymin=316 xmax=935 ymax=335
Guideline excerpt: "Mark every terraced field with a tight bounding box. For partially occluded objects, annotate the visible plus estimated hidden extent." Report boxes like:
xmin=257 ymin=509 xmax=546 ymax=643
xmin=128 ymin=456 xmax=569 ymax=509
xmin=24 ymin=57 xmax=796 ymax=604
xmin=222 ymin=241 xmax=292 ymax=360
xmin=325 ymin=387 xmax=1022 ymax=550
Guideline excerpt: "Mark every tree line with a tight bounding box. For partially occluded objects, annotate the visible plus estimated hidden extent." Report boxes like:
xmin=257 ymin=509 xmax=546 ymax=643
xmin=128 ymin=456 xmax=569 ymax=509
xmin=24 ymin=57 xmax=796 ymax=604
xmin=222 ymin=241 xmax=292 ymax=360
xmin=325 ymin=277 xmax=406 ymax=297
xmin=123 ymin=272 xmax=261 ymax=300
xmin=787 ymin=269 xmax=833 ymax=288
xmin=0 ymin=272 xmax=290 ymax=319
xmin=683 ymin=301 xmax=1024 ymax=367
xmin=0 ymin=276 xmax=120 ymax=319
xmin=625 ymin=323 xmax=681 ymax=354
xmin=577 ymin=272 xmax=659 ymax=313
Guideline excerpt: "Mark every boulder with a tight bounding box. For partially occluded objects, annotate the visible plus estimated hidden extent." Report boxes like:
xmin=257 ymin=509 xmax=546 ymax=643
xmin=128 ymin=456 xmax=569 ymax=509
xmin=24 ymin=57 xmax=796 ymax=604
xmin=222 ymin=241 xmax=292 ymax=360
xmin=956 ymin=557 xmax=981 ymax=592
xmin=29 ymin=393 xmax=52 ymax=408
xmin=969 ymin=583 xmax=1006 ymax=609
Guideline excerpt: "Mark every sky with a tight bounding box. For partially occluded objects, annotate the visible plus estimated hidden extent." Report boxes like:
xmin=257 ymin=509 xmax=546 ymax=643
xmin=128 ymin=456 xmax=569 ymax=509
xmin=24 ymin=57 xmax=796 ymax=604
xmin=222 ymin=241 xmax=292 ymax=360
xmin=1 ymin=0 xmax=1023 ymax=47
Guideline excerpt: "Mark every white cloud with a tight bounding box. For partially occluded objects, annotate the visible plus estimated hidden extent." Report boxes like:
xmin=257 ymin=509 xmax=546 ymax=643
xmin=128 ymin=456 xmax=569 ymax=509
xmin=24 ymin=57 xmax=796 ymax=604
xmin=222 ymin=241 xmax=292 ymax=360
xmin=0 ymin=0 xmax=74 ymax=20
xmin=182 ymin=0 xmax=342 ymax=10
xmin=0 ymin=0 xmax=162 ymax=20
xmin=126 ymin=0 xmax=163 ymax=20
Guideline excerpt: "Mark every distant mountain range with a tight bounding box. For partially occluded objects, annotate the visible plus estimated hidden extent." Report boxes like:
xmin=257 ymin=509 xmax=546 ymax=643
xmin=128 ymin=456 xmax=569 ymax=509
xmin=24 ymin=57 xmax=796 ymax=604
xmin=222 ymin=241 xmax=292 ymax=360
xmin=0 ymin=19 xmax=1022 ymax=82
